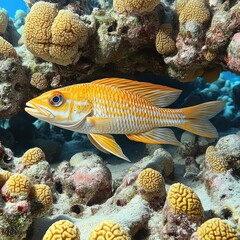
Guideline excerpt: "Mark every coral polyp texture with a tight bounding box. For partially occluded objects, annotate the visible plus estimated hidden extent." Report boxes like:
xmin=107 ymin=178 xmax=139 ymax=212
xmin=23 ymin=1 xmax=88 ymax=66
xmin=89 ymin=221 xmax=130 ymax=240
xmin=193 ymin=218 xmax=238 ymax=240
xmin=137 ymin=168 xmax=164 ymax=192
xmin=22 ymin=147 xmax=46 ymax=166
xmin=205 ymin=146 xmax=228 ymax=173
xmin=113 ymin=0 xmax=160 ymax=14
xmin=0 ymin=170 xmax=12 ymax=187
xmin=178 ymin=0 xmax=210 ymax=24
xmin=6 ymin=173 xmax=32 ymax=198
xmin=167 ymin=183 xmax=203 ymax=218
xmin=30 ymin=72 xmax=48 ymax=90
xmin=0 ymin=36 xmax=17 ymax=58
xmin=0 ymin=8 xmax=8 ymax=33
xmin=29 ymin=184 xmax=53 ymax=217
xmin=43 ymin=220 xmax=80 ymax=240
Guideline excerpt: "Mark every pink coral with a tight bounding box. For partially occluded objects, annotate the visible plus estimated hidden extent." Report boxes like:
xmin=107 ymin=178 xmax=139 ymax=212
xmin=227 ymin=32 xmax=240 ymax=72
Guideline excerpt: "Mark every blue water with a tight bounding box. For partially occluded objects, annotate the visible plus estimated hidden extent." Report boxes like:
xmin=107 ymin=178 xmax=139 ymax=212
xmin=0 ymin=0 xmax=28 ymax=18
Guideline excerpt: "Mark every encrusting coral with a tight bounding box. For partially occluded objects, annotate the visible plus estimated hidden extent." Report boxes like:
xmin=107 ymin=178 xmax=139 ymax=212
xmin=23 ymin=1 xmax=88 ymax=66
xmin=0 ymin=8 xmax=8 ymax=34
xmin=113 ymin=0 xmax=160 ymax=15
xmin=30 ymin=72 xmax=48 ymax=90
xmin=43 ymin=220 xmax=80 ymax=240
xmin=204 ymin=146 xmax=228 ymax=173
xmin=0 ymin=36 xmax=17 ymax=59
xmin=88 ymin=220 xmax=130 ymax=240
xmin=22 ymin=147 xmax=46 ymax=166
xmin=29 ymin=184 xmax=53 ymax=217
xmin=190 ymin=218 xmax=238 ymax=240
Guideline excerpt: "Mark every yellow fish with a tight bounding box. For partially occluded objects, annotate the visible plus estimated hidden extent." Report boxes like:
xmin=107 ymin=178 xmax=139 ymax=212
xmin=25 ymin=78 xmax=225 ymax=161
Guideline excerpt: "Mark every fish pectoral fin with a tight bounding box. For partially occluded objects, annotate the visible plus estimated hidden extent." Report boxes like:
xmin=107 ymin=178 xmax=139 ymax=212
xmin=88 ymin=133 xmax=130 ymax=161
xmin=87 ymin=134 xmax=109 ymax=154
xmin=92 ymin=78 xmax=182 ymax=107
xmin=126 ymin=128 xmax=181 ymax=146
xmin=87 ymin=117 xmax=119 ymax=130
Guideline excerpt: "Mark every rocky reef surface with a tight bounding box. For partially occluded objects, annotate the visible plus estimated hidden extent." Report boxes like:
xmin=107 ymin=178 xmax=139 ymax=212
xmin=0 ymin=131 xmax=239 ymax=239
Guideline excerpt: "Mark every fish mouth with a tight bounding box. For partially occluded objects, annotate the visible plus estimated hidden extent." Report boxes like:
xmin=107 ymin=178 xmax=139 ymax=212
xmin=25 ymin=101 xmax=54 ymax=119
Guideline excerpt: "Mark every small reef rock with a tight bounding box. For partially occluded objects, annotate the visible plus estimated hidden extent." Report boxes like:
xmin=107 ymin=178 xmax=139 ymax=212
xmin=0 ymin=130 xmax=239 ymax=240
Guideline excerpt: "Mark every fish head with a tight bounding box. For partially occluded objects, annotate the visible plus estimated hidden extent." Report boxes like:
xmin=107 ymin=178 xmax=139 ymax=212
xmin=25 ymin=86 xmax=89 ymax=130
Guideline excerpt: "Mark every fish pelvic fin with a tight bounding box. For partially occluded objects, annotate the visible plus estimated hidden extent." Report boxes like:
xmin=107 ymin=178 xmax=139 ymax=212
xmin=127 ymin=128 xmax=181 ymax=146
xmin=178 ymin=100 xmax=225 ymax=138
xmin=92 ymin=78 xmax=182 ymax=107
xmin=88 ymin=133 xmax=130 ymax=161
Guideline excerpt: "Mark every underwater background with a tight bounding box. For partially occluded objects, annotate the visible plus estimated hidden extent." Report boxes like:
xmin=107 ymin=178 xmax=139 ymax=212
xmin=0 ymin=0 xmax=239 ymax=239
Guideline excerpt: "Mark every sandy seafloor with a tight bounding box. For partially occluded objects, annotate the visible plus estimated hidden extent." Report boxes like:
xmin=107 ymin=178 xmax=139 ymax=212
xmin=27 ymin=134 xmax=240 ymax=240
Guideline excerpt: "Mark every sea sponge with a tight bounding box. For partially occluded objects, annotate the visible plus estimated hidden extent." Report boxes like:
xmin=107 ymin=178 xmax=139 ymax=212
xmin=155 ymin=25 xmax=176 ymax=55
xmin=30 ymin=73 xmax=48 ymax=90
xmin=179 ymin=0 xmax=210 ymax=25
xmin=167 ymin=183 xmax=204 ymax=218
xmin=196 ymin=218 xmax=238 ymax=240
xmin=0 ymin=8 xmax=9 ymax=33
xmin=0 ymin=36 xmax=17 ymax=58
xmin=6 ymin=174 xmax=31 ymax=198
xmin=113 ymin=0 xmax=160 ymax=14
xmin=43 ymin=220 xmax=80 ymax=240
xmin=0 ymin=170 xmax=12 ymax=187
xmin=205 ymin=146 xmax=228 ymax=173
xmin=22 ymin=147 xmax=46 ymax=166
xmin=89 ymin=221 xmax=130 ymax=240
xmin=30 ymin=184 xmax=53 ymax=216
xmin=23 ymin=1 xmax=88 ymax=66
xmin=137 ymin=168 xmax=165 ymax=192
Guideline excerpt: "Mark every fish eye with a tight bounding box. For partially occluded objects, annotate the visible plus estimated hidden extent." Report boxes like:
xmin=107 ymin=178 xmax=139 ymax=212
xmin=49 ymin=92 xmax=64 ymax=107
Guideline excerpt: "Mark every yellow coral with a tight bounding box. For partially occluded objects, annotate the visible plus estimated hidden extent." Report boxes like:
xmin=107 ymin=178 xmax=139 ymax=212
xmin=197 ymin=218 xmax=238 ymax=240
xmin=7 ymin=174 xmax=31 ymax=197
xmin=89 ymin=221 xmax=130 ymax=240
xmin=22 ymin=147 xmax=46 ymax=166
xmin=155 ymin=25 xmax=176 ymax=55
xmin=43 ymin=220 xmax=80 ymax=240
xmin=137 ymin=168 xmax=165 ymax=192
xmin=179 ymin=0 xmax=210 ymax=24
xmin=30 ymin=73 xmax=48 ymax=90
xmin=0 ymin=8 xmax=9 ymax=33
xmin=175 ymin=0 xmax=188 ymax=14
xmin=0 ymin=170 xmax=12 ymax=187
xmin=167 ymin=183 xmax=203 ymax=218
xmin=205 ymin=146 xmax=228 ymax=173
xmin=113 ymin=0 xmax=160 ymax=14
xmin=30 ymin=184 xmax=53 ymax=215
xmin=23 ymin=1 xmax=88 ymax=66
xmin=0 ymin=36 xmax=17 ymax=58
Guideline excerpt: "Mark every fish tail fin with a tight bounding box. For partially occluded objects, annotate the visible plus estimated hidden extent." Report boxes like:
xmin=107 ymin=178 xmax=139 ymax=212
xmin=178 ymin=101 xmax=225 ymax=138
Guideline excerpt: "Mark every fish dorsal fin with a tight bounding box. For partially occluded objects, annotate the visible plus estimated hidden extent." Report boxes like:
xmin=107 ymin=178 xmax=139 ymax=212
xmin=92 ymin=78 xmax=182 ymax=107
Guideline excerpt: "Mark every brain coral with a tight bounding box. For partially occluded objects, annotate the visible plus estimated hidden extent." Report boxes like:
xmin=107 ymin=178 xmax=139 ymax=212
xmin=167 ymin=183 xmax=203 ymax=218
xmin=0 ymin=8 xmax=8 ymax=33
xmin=205 ymin=146 xmax=228 ymax=173
xmin=22 ymin=147 xmax=46 ymax=166
xmin=30 ymin=184 xmax=53 ymax=216
xmin=0 ymin=170 xmax=12 ymax=187
xmin=0 ymin=36 xmax=17 ymax=58
xmin=6 ymin=174 xmax=31 ymax=198
xmin=23 ymin=1 xmax=88 ymax=66
xmin=197 ymin=218 xmax=238 ymax=240
xmin=179 ymin=0 xmax=210 ymax=25
xmin=89 ymin=221 xmax=130 ymax=240
xmin=137 ymin=168 xmax=165 ymax=192
xmin=30 ymin=73 xmax=48 ymax=90
xmin=43 ymin=220 xmax=80 ymax=240
xmin=155 ymin=24 xmax=176 ymax=55
xmin=113 ymin=0 xmax=160 ymax=14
